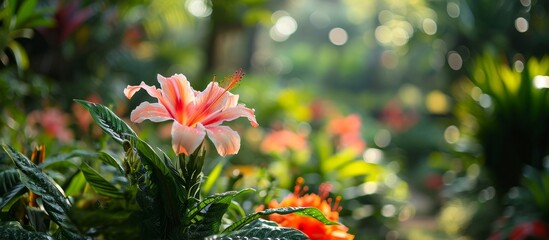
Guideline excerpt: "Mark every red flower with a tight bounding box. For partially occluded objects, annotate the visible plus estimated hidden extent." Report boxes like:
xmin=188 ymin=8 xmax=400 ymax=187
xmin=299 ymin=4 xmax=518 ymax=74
xmin=27 ymin=107 xmax=73 ymax=143
xmin=509 ymin=220 xmax=549 ymax=240
xmin=266 ymin=178 xmax=355 ymax=240
xmin=379 ymin=100 xmax=418 ymax=132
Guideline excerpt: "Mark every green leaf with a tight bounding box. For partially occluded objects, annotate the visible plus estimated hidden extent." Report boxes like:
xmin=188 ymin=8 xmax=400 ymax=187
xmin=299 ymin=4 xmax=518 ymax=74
xmin=7 ymin=41 xmax=29 ymax=71
xmin=0 ymin=169 xmax=27 ymax=210
xmin=0 ymin=221 xmax=54 ymax=240
xmin=15 ymin=0 xmax=38 ymax=27
xmin=26 ymin=206 xmax=49 ymax=232
xmin=188 ymin=189 xmax=254 ymax=222
xmin=129 ymin=138 xmax=185 ymax=237
xmin=222 ymin=207 xmax=338 ymax=234
xmin=202 ymin=160 xmax=224 ymax=194
xmin=74 ymin=100 xmax=137 ymax=144
xmin=185 ymin=189 xmax=254 ymax=238
xmin=40 ymin=149 xmax=95 ymax=170
xmin=205 ymin=219 xmax=308 ymax=240
xmin=133 ymin=138 xmax=170 ymax=176
xmin=2 ymin=145 xmax=84 ymax=240
xmin=64 ymin=171 xmax=86 ymax=196
xmin=80 ymin=162 xmax=124 ymax=198
xmin=99 ymin=151 xmax=124 ymax=175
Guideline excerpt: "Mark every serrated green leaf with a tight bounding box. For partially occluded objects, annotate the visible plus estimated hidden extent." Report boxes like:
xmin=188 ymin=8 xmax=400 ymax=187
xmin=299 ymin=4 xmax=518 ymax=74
xmin=133 ymin=137 xmax=170 ymax=177
xmin=26 ymin=206 xmax=49 ymax=232
xmin=0 ymin=221 xmax=54 ymax=240
xmin=80 ymin=162 xmax=124 ymax=198
xmin=0 ymin=169 xmax=27 ymax=210
xmin=206 ymin=219 xmax=308 ymax=240
xmin=99 ymin=151 xmax=124 ymax=175
xmin=222 ymin=206 xmax=338 ymax=234
xmin=129 ymin=138 xmax=184 ymax=237
xmin=74 ymin=100 xmax=137 ymax=144
xmin=188 ymin=189 xmax=254 ymax=222
xmin=186 ymin=189 xmax=255 ymax=238
xmin=2 ymin=145 xmax=84 ymax=240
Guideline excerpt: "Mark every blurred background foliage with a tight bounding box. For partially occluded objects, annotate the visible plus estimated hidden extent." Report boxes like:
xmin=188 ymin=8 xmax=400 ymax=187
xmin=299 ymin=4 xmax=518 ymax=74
xmin=2 ymin=0 xmax=549 ymax=239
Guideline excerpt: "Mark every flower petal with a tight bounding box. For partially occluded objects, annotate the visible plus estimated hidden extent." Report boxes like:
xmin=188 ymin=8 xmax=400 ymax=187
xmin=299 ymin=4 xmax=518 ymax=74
xmin=194 ymin=82 xmax=231 ymax=113
xmin=202 ymin=104 xmax=258 ymax=127
xmin=123 ymin=85 xmax=142 ymax=99
xmin=157 ymin=74 xmax=195 ymax=123
xmin=205 ymin=125 xmax=241 ymax=156
xmin=130 ymin=102 xmax=173 ymax=123
xmin=171 ymin=122 xmax=206 ymax=155
xmin=124 ymin=81 xmax=163 ymax=100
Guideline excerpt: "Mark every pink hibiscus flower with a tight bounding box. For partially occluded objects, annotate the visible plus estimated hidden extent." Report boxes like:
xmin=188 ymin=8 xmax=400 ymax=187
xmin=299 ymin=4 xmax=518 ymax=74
xmin=124 ymin=69 xmax=258 ymax=156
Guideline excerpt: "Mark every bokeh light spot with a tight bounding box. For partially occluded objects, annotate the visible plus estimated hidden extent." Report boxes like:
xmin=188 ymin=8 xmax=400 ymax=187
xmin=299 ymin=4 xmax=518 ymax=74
xmin=382 ymin=204 xmax=396 ymax=217
xmin=470 ymin=86 xmax=482 ymax=101
xmin=276 ymin=16 xmax=298 ymax=36
xmin=398 ymin=84 xmax=422 ymax=107
xmin=363 ymin=148 xmax=383 ymax=164
xmin=269 ymin=11 xmax=297 ymax=42
xmin=514 ymin=60 xmax=524 ymax=72
xmin=375 ymin=25 xmax=392 ymax=45
xmin=479 ymin=93 xmax=492 ymax=108
xmin=534 ymin=75 xmax=549 ymax=89
xmin=467 ymin=164 xmax=480 ymax=179
xmin=352 ymin=205 xmax=374 ymax=219
xmin=447 ymin=51 xmax=463 ymax=70
xmin=515 ymin=17 xmax=528 ymax=32
xmin=444 ymin=125 xmax=460 ymax=144
xmin=186 ymin=0 xmax=212 ymax=18
xmin=363 ymin=182 xmax=378 ymax=195
xmin=329 ymin=27 xmax=348 ymax=46
xmin=422 ymin=18 xmax=437 ymax=35
xmin=426 ymin=90 xmax=449 ymax=114
xmin=374 ymin=129 xmax=391 ymax=148
xmin=378 ymin=10 xmax=393 ymax=24
xmin=447 ymin=2 xmax=460 ymax=18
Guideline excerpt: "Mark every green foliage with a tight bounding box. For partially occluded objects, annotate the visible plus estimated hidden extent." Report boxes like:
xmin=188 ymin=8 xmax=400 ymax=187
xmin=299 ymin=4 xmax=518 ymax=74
xmin=0 ymin=0 xmax=54 ymax=71
xmin=461 ymin=54 xmax=549 ymax=193
xmin=0 ymin=169 xmax=26 ymax=210
xmin=2 ymin=145 xmax=84 ymax=240
xmin=0 ymin=221 xmax=54 ymax=240
xmin=206 ymin=219 xmax=308 ymax=240
xmin=80 ymin=162 xmax=124 ymax=198
xmin=74 ymin=100 xmax=138 ymax=144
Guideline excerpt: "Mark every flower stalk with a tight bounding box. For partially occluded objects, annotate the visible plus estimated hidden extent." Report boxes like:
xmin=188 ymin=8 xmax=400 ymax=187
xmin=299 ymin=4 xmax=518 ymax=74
xmin=180 ymin=142 xmax=206 ymax=201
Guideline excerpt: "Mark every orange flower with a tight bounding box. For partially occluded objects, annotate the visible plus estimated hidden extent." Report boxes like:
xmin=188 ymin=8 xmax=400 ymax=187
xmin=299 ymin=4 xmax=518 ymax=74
xmin=124 ymin=69 xmax=258 ymax=156
xmin=327 ymin=114 xmax=366 ymax=154
xmin=267 ymin=178 xmax=355 ymax=240
xmin=260 ymin=129 xmax=308 ymax=154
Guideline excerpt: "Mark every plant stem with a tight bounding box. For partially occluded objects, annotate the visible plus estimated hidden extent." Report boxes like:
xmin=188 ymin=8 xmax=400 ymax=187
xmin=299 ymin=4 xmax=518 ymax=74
xmin=180 ymin=142 xmax=206 ymax=201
